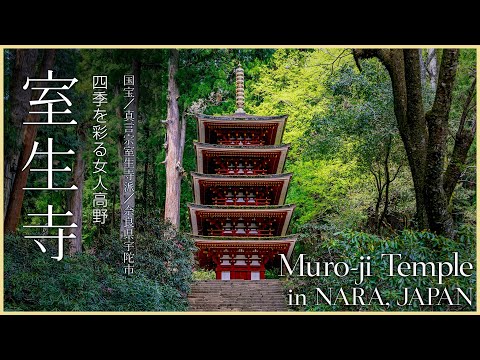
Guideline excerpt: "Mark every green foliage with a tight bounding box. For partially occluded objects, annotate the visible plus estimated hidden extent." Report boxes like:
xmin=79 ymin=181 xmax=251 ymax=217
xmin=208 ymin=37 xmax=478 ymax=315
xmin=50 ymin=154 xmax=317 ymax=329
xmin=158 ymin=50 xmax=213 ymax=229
xmin=447 ymin=49 xmax=477 ymax=226
xmin=5 ymin=219 xmax=195 ymax=311
xmin=248 ymin=49 xmax=369 ymax=227
xmin=3 ymin=50 xmax=16 ymax=158
xmin=313 ymin=59 xmax=413 ymax=233
xmin=249 ymin=49 xmax=349 ymax=157
xmin=286 ymin=158 xmax=367 ymax=227
xmin=315 ymin=59 xmax=398 ymax=162
xmin=94 ymin=216 xmax=196 ymax=295
xmin=285 ymin=222 xmax=476 ymax=311
xmin=192 ymin=269 xmax=216 ymax=280
xmin=265 ymin=268 xmax=280 ymax=279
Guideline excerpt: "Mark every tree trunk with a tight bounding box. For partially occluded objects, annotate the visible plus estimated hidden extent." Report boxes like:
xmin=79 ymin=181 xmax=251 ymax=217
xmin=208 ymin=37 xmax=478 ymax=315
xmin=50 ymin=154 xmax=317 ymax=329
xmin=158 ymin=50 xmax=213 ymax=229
xmin=419 ymin=49 xmax=426 ymax=86
xmin=164 ymin=49 xmax=182 ymax=228
xmin=403 ymin=49 xmax=429 ymax=229
xmin=152 ymin=162 xmax=157 ymax=208
xmin=4 ymin=49 xmax=38 ymax=216
xmin=370 ymin=164 xmax=383 ymax=231
xmin=443 ymin=77 xmax=476 ymax=201
xmin=119 ymin=59 xmax=140 ymax=238
xmin=111 ymin=182 xmax=116 ymax=231
xmin=353 ymin=48 xmax=472 ymax=238
xmin=65 ymin=127 xmax=86 ymax=254
xmin=4 ymin=50 xmax=56 ymax=233
xmin=427 ymin=48 xmax=438 ymax=90
xmin=380 ymin=50 xmax=429 ymax=229
xmin=424 ymin=49 xmax=459 ymax=238
xmin=378 ymin=135 xmax=392 ymax=232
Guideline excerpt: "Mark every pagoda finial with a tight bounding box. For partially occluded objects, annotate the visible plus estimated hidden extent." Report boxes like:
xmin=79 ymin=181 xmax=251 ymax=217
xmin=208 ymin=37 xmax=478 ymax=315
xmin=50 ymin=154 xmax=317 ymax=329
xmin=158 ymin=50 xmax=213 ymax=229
xmin=235 ymin=64 xmax=245 ymax=114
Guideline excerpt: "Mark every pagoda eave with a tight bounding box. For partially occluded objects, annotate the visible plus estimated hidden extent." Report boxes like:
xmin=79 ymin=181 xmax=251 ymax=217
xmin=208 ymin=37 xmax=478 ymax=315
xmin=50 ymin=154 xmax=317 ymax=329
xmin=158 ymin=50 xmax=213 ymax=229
xmin=192 ymin=234 xmax=297 ymax=274
xmin=194 ymin=142 xmax=290 ymax=175
xmin=196 ymin=114 xmax=288 ymax=146
xmin=191 ymin=172 xmax=293 ymax=206
xmin=190 ymin=172 xmax=293 ymax=181
xmin=188 ymin=204 xmax=296 ymax=237
xmin=192 ymin=234 xmax=297 ymax=259
xmin=197 ymin=114 xmax=288 ymax=121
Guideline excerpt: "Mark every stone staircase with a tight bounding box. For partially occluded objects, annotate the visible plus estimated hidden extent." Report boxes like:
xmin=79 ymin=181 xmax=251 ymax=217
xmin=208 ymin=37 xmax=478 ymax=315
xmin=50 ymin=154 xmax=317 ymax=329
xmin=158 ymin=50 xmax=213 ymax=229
xmin=188 ymin=280 xmax=289 ymax=312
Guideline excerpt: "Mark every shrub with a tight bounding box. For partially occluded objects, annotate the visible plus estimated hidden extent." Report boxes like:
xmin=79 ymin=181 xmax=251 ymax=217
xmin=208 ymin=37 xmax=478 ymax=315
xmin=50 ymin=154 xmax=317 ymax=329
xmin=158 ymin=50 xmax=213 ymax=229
xmin=4 ymin=220 xmax=196 ymax=311
xmin=94 ymin=218 xmax=196 ymax=296
xmin=192 ymin=269 xmax=216 ymax=280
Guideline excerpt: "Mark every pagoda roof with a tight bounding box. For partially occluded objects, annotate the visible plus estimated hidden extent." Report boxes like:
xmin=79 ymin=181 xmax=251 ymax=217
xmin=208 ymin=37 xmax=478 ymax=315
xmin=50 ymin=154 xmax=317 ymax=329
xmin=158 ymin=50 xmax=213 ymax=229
xmin=192 ymin=234 xmax=297 ymax=259
xmin=194 ymin=142 xmax=290 ymax=175
xmin=190 ymin=172 xmax=293 ymax=180
xmin=188 ymin=204 xmax=295 ymax=237
xmin=189 ymin=203 xmax=295 ymax=211
xmin=197 ymin=113 xmax=287 ymax=121
xmin=194 ymin=142 xmax=290 ymax=150
xmin=191 ymin=172 xmax=293 ymax=206
xmin=196 ymin=113 xmax=288 ymax=145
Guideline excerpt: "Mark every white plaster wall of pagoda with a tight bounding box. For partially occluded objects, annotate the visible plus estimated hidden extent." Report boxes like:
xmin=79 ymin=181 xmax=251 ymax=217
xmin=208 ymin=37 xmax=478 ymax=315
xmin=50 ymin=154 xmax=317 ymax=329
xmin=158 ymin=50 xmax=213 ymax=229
xmin=251 ymin=272 xmax=260 ymax=280
xmin=193 ymin=142 xmax=290 ymax=175
xmin=196 ymin=114 xmax=288 ymax=145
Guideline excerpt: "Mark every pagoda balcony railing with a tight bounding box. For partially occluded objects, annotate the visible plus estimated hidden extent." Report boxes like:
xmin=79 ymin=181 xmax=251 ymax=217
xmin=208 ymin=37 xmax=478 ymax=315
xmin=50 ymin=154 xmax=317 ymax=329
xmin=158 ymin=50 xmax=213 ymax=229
xmin=216 ymin=168 xmax=268 ymax=175
xmin=212 ymin=197 xmax=270 ymax=206
xmin=208 ymin=229 xmax=274 ymax=237
xmin=218 ymin=139 xmax=265 ymax=146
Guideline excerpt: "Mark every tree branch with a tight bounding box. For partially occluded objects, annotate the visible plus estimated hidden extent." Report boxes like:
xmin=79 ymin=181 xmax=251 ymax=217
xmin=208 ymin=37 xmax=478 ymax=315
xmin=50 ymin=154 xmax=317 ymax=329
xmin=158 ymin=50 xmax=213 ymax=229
xmin=404 ymin=49 xmax=426 ymax=127
xmin=313 ymin=49 xmax=350 ymax=73
xmin=426 ymin=48 xmax=436 ymax=66
xmin=390 ymin=163 xmax=403 ymax=183
xmin=458 ymin=77 xmax=476 ymax=135
xmin=369 ymin=165 xmax=381 ymax=192
xmin=352 ymin=49 xmax=393 ymax=70
xmin=426 ymin=49 xmax=460 ymax=128
xmin=443 ymin=75 xmax=476 ymax=201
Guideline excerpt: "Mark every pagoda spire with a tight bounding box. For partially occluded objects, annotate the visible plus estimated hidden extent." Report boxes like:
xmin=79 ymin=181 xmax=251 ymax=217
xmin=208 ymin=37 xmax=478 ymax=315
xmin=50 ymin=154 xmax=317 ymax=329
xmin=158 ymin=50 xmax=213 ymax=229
xmin=235 ymin=64 xmax=245 ymax=113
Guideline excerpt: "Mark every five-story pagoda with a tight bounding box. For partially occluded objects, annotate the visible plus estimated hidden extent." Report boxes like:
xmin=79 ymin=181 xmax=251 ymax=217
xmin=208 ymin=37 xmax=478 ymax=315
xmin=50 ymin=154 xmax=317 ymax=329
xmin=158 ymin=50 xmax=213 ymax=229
xmin=189 ymin=65 xmax=296 ymax=280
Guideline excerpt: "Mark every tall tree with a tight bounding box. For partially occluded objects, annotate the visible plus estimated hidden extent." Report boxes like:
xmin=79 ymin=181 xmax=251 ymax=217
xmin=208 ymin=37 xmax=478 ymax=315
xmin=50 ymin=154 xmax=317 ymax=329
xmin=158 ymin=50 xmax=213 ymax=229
xmin=65 ymin=125 xmax=86 ymax=254
xmin=164 ymin=49 xmax=186 ymax=228
xmin=353 ymin=49 xmax=476 ymax=237
xmin=4 ymin=49 xmax=38 ymax=215
xmin=4 ymin=50 xmax=56 ymax=233
xmin=307 ymin=59 xmax=405 ymax=232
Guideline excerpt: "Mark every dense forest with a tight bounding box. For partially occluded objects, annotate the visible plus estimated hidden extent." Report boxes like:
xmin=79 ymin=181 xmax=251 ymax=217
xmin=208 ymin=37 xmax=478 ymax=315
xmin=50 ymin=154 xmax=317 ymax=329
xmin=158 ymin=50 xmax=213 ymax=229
xmin=3 ymin=48 xmax=476 ymax=311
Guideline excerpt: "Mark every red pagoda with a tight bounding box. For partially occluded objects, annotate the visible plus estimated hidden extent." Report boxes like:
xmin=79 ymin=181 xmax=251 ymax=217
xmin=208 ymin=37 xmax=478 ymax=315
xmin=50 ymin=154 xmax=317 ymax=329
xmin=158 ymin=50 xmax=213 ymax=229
xmin=189 ymin=65 xmax=296 ymax=280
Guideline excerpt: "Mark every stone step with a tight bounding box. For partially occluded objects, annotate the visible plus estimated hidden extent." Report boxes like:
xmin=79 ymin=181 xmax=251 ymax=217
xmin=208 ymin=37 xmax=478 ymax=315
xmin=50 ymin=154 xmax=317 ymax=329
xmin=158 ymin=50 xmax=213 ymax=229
xmin=188 ymin=279 xmax=288 ymax=312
